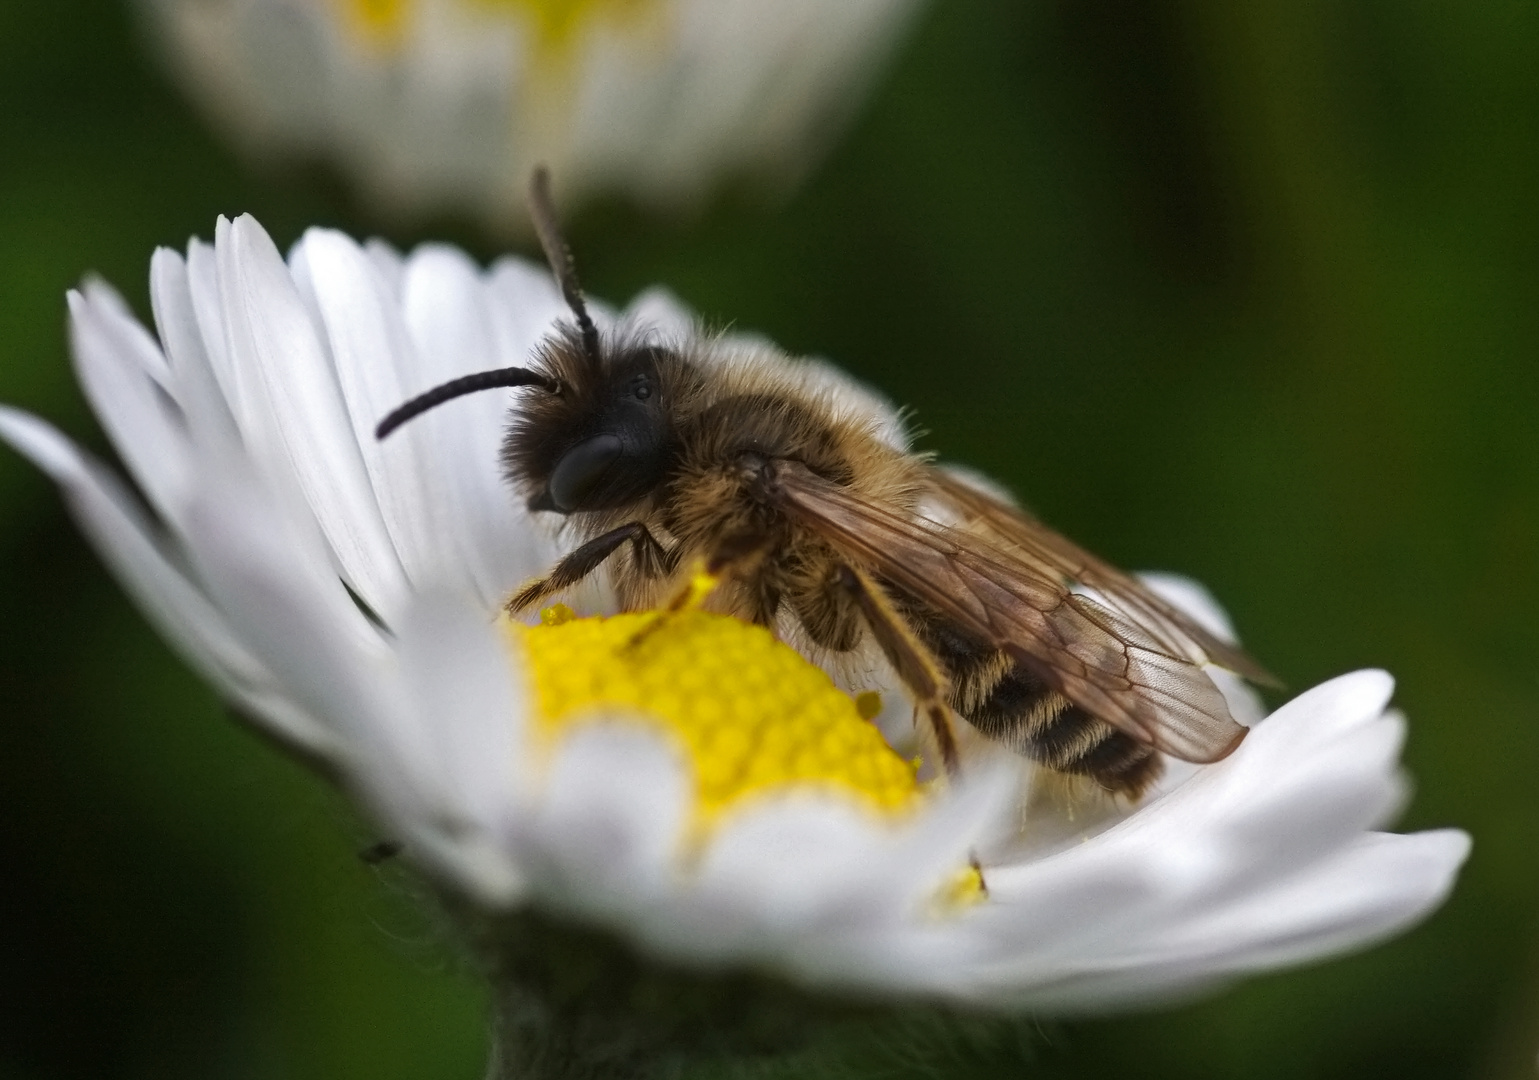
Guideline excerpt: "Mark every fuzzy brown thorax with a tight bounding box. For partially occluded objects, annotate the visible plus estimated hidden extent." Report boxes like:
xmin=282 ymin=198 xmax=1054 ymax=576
xmin=503 ymin=326 xmax=924 ymax=613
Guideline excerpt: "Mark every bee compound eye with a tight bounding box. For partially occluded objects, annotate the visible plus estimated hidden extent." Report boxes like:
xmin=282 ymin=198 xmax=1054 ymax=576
xmin=547 ymin=433 xmax=624 ymax=512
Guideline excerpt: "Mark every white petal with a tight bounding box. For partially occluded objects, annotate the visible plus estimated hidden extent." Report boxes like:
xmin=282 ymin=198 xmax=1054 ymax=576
xmin=215 ymin=214 xmax=410 ymax=617
xmin=521 ymin=723 xmax=691 ymax=918
xmin=149 ymin=247 xmax=244 ymax=450
xmin=290 ymin=228 xmax=465 ymax=594
xmin=147 ymin=0 xmax=919 ymax=224
xmin=173 ymin=450 xmax=392 ymax=740
xmin=1137 ymin=571 xmax=1266 ymax=726
xmin=400 ymin=245 xmax=555 ymax=602
xmin=698 ymin=800 xmax=913 ymax=932
xmin=1165 ymin=828 xmax=1471 ymax=975
xmin=666 ymin=766 xmax=1016 ymax=979
xmin=483 ymin=256 xmax=568 ymax=365
xmin=0 ymin=407 xmax=337 ymax=759
xmin=184 ymin=237 xmax=244 ymax=410
xmin=364 ymin=238 xmax=406 ymax=301
xmin=1000 ymin=678 xmax=1408 ymax=921
xmin=67 ymin=284 xmax=196 ymax=523
xmin=795 ymin=356 xmax=913 ymax=451
xmin=378 ymin=588 xmax=529 ymax=906
xmin=1242 ymin=668 xmax=1396 ymax=756
xmin=1137 ymin=572 xmax=1239 ymax=644
xmin=619 ymin=286 xmax=697 ymax=340
xmin=966 ymin=669 xmax=1463 ymax=1009
xmin=1010 ymin=828 xmax=1470 ymax=1011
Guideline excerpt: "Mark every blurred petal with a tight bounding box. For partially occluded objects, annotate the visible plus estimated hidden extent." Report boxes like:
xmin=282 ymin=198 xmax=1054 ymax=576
xmin=382 ymin=588 xmax=530 ymax=905
xmin=0 ymin=407 xmax=337 ymax=759
xmin=149 ymin=246 xmax=244 ymax=449
xmin=141 ymin=0 xmax=923 ymax=228
xmin=67 ymin=284 xmax=196 ymax=522
xmin=521 ymin=724 xmax=691 ymax=918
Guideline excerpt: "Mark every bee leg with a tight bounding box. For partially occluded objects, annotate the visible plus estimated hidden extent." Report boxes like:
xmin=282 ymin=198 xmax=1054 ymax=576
xmin=655 ymin=533 xmax=772 ymax=613
xmin=625 ymin=533 xmax=773 ymax=648
xmin=791 ymin=568 xmax=863 ymax=652
xmin=835 ymin=565 xmax=962 ymax=775
xmin=507 ymin=522 xmax=674 ymax=615
xmin=631 ymin=527 xmax=681 ymax=581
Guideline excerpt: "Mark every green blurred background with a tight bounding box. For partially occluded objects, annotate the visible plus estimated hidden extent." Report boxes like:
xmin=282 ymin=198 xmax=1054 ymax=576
xmin=1 ymin=0 xmax=1536 ymax=1077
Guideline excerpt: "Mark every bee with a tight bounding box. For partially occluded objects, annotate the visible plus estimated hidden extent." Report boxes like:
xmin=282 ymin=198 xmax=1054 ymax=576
xmin=376 ymin=169 xmax=1273 ymax=797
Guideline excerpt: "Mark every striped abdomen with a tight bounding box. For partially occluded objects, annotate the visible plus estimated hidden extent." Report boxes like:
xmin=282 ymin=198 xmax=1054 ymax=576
xmin=913 ymin=615 xmax=1163 ymax=798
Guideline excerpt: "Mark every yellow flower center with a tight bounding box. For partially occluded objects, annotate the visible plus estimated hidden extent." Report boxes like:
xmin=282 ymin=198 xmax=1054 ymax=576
xmin=504 ymin=604 xmax=989 ymax=911
xmin=505 ymin=605 xmax=920 ymax=831
xmin=341 ymin=0 xmax=402 ymax=38
xmin=477 ymin=0 xmax=647 ymax=47
xmin=340 ymin=0 xmax=645 ymax=51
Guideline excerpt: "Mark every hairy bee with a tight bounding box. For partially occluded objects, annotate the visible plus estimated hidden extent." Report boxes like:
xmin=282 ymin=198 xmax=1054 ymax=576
xmin=377 ymin=169 xmax=1272 ymax=797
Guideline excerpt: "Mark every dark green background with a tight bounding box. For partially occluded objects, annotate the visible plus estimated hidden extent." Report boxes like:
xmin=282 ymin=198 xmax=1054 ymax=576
xmin=2 ymin=1 xmax=1535 ymax=1077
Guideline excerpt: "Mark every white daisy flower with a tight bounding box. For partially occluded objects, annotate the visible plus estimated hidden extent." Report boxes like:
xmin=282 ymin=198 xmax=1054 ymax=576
xmin=0 ymin=216 xmax=1468 ymax=1074
xmin=136 ymin=0 xmax=922 ymax=227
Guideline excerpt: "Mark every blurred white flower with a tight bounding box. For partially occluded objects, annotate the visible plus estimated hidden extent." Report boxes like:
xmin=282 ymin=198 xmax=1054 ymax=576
xmin=0 ymin=217 xmax=1468 ymax=1067
xmin=136 ymin=0 xmax=921 ymax=227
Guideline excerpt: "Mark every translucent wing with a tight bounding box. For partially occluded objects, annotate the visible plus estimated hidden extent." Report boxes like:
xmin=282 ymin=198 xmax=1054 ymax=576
xmin=926 ymin=466 xmax=1276 ymax=684
xmin=763 ymin=460 xmax=1252 ymax=763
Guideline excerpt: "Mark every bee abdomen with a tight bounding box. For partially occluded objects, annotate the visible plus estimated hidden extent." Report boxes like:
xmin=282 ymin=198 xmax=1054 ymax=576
xmin=894 ymin=593 xmax=1163 ymax=798
xmin=1066 ymin=724 xmax=1163 ymax=796
xmin=964 ymin=661 xmax=1163 ymax=798
xmin=1026 ymin=701 xmax=1163 ymax=797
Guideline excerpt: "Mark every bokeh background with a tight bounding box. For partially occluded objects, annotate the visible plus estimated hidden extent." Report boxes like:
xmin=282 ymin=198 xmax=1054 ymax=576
xmin=2 ymin=1 xmax=1536 ymax=1077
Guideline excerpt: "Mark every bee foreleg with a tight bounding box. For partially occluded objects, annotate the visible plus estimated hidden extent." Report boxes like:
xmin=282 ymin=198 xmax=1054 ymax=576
xmin=836 ymin=565 xmax=962 ymax=775
xmin=659 ymin=531 xmax=774 ymax=614
xmin=507 ymin=522 xmax=672 ymax=615
xmin=625 ymin=533 xmax=776 ymax=649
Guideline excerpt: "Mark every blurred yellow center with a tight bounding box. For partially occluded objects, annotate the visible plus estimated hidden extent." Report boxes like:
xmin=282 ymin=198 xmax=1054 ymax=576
xmin=342 ymin=0 xmax=645 ymax=49
xmin=504 ymin=605 xmax=920 ymax=831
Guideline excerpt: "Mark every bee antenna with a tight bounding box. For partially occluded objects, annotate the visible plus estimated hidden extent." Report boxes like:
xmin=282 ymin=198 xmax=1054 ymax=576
xmin=375 ymin=367 xmax=558 ymax=440
xmin=529 ymin=167 xmax=602 ymax=373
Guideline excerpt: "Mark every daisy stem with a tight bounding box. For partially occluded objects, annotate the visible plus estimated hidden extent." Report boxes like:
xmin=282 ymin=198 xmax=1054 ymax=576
xmin=475 ymin=910 xmax=856 ymax=1079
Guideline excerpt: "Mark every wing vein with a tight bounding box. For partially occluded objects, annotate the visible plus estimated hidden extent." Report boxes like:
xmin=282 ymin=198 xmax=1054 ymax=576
xmin=763 ymin=459 xmax=1249 ymax=763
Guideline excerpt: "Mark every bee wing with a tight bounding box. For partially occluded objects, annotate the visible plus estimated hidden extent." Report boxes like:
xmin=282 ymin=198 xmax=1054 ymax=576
xmin=764 ymin=460 xmax=1249 ymax=764
xmin=927 ymin=466 xmax=1277 ymax=685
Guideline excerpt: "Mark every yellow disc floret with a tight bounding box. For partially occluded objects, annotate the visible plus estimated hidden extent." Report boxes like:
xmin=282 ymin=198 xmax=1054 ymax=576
xmin=340 ymin=0 xmax=649 ymax=51
xmin=504 ymin=605 xmax=920 ymax=833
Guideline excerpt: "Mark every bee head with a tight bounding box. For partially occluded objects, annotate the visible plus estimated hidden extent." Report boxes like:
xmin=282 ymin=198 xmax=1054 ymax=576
xmin=374 ymin=167 xmax=683 ymax=516
xmin=504 ymin=330 xmax=685 ymax=514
